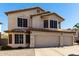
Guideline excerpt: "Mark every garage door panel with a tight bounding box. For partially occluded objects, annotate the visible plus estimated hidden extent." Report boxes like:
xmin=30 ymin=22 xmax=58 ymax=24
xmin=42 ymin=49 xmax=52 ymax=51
xmin=35 ymin=35 xmax=59 ymax=47
xmin=63 ymin=36 xmax=73 ymax=46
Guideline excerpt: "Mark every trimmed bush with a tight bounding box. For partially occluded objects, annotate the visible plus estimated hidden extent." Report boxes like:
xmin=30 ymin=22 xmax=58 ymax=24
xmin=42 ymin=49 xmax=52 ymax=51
xmin=16 ymin=47 xmax=24 ymax=49
xmin=0 ymin=46 xmax=12 ymax=50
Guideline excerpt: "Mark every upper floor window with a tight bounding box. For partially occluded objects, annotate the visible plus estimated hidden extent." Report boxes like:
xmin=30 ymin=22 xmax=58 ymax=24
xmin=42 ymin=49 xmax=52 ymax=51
xmin=50 ymin=20 xmax=57 ymax=28
xmin=58 ymin=22 xmax=61 ymax=29
xmin=44 ymin=20 xmax=48 ymax=28
xmin=17 ymin=18 xmax=27 ymax=27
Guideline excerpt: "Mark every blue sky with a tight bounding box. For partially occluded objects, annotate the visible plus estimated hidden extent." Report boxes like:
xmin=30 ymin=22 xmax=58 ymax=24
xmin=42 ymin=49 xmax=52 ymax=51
xmin=0 ymin=3 xmax=79 ymax=32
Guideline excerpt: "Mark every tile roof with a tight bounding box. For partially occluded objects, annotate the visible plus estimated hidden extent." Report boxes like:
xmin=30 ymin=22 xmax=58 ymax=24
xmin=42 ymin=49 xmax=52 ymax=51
xmin=30 ymin=11 xmax=50 ymax=18
xmin=5 ymin=28 xmax=75 ymax=33
xmin=41 ymin=12 xmax=64 ymax=20
xmin=5 ymin=7 xmax=45 ymax=15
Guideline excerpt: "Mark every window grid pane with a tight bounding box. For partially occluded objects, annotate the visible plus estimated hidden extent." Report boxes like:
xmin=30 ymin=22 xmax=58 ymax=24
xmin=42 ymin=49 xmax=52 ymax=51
xmin=50 ymin=20 xmax=57 ymax=28
xmin=54 ymin=21 xmax=57 ymax=28
xmin=44 ymin=20 xmax=48 ymax=28
xmin=23 ymin=19 xmax=27 ymax=27
xmin=50 ymin=20 xmax=53 ymax=28
xmin=17 ymin=18 xmax=27 ymax=27
xmin=18 ymin=18 xmax=22 ymax=27
xmin=15 ymin=34 xmax=23 ymax=44
xmin=9 ymin=34 xmax=12 ymax=44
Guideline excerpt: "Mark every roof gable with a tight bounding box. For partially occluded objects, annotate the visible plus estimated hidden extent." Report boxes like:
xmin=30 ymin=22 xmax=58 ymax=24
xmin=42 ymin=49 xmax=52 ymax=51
xmin=30 ymin=11 xmax=50 ymax=18
xmin=41 ymin=12 xmax=64 ymax=21
xmin=5 ymin=7 xmax=45 ymax=15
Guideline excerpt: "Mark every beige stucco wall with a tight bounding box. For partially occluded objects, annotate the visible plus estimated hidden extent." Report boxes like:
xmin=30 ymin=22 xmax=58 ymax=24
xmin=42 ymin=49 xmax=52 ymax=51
xmin=32 ymin=16 xmax=43 ymax=28
xmin=32 ymin=14 xmax=63 ymax=29
xmin=8 ymin=9 xmax=44 ymax=30
xmin=42 ymin=14 xmax=63 ymax=22
xmin=7 ymin=8 xmax=63 ymax=30
xmin=42 ymin=14 xmax=63 ymax=29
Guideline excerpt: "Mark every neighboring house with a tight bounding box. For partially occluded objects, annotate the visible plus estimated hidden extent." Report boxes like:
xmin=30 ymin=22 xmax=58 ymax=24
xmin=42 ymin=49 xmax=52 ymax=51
xmin=5 ymin=7 xmax=75 ymax=48
xmin=70 ymin=29 xmax=79 ymax=42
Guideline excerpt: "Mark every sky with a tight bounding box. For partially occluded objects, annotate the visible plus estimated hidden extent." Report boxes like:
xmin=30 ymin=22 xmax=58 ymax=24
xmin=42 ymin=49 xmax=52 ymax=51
xmin=0 ymin=3 xmax=79 ymax=33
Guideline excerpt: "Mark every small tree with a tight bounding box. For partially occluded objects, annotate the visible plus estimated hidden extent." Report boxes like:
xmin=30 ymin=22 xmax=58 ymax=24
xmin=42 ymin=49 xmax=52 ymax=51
xmin=73 ymin=23 xmax=79 ymax=29
xmin=73 ymin=23 xmax=79 ymax=44
xmin=1 ymin=33 xmax=8 ymax=40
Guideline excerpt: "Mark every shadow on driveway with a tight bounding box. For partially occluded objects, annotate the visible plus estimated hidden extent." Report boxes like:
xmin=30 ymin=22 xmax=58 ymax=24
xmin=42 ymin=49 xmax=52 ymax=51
xmin=68 ymin=54 xmax=79 ymax=56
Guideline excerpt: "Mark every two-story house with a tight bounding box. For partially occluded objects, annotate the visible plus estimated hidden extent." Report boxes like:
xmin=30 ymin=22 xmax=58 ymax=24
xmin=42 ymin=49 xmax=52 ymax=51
xmin=5 ymin=7 xmax=75 ymax=48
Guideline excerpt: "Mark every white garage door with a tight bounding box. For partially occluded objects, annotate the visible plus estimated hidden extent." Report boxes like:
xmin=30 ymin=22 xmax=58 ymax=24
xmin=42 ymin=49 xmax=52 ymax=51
xmin=35 ymin=35 xmax=59 ymax=47
xmin=63 ymin=36 xmax=73 ymax=46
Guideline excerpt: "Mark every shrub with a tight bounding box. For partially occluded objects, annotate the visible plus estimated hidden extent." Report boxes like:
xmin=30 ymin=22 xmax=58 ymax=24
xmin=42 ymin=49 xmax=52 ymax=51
xmin=17 ymin=47 xmax=24 ymax=49
xmin=0 ymin=46 xmax=12 ymax=50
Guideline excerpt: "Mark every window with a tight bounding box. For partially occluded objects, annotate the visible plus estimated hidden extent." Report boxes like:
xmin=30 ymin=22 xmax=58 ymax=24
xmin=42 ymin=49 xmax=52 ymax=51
xmin=44 ymin=20 xmax=48 ymax=28
xmin=58 ymin=22 xmax=61 ymax=29
xmin=26 ymin=35 xmax=30 ymax=44
xmin=17 ymin=18 xmax=27 ymax=27
xmin=18 ymin=18 xmax=22 ymax=27
xmin=9 ymin=34 xmax=12 ymax=44
xmin=23 ymin=19 xmax=27 ymax=27
xmin=50 ymin=20 xmax=57 ymax=28
xmin=15 ymin=34 xmax=23 ymax=44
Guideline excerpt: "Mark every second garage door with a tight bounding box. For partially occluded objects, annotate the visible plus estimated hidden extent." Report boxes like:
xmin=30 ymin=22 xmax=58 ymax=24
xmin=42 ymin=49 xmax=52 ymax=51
xmin=35 ymin=35 xmax=60 ymax=47
xmin=63 ymin=36 xmax=73 ymax=46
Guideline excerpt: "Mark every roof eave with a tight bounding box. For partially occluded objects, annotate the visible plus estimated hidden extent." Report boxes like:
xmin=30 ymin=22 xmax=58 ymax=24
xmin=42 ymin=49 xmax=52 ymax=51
xmin=5 ymin=7 xmax=45 ymax=15
xmin=41 ymin=13 xmax=64 ymax=21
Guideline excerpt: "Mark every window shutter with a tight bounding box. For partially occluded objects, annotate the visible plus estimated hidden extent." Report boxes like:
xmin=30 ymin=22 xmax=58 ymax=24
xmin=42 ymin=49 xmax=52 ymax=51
xmin=9 ymin=34 xmax=12 ymax=44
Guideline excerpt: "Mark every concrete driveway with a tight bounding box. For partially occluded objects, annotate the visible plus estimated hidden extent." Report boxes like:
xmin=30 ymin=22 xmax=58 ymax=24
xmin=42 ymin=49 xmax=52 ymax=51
xmin=0 ymin=48 xmax=35 ymax=56
xmin=35 ymin=45 xmax=79 ymax=56
xmin=0 ymin=45 xmax=79 ymax=56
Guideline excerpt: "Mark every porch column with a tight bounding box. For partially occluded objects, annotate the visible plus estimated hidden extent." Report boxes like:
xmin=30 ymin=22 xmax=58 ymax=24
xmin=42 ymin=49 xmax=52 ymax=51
xmin=30 ymin=34 xmax=35 ymax=48
xmin=59 ymin=33 xmax=63 ymax=46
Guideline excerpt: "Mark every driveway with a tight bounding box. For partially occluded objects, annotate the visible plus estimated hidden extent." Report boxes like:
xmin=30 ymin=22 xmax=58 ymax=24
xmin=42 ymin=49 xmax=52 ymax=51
xmin=35 ymin=47 xmax=64 ymax=56
xmin=0 ymin=45 xmax=79 ymax=56
xmin=35 ymin=45 xmax=79 ymax=56
xmin=0 ymin=48 xmax=35 ymax=56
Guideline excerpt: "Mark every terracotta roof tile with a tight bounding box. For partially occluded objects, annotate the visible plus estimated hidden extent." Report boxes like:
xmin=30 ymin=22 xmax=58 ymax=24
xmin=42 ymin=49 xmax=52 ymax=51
xmin=5 ymin=28 xmax=75 ymax=33
xmin=5 ymin=7 xmax=45 ymax=15
xmin=41 ymin=12 xmax=64 ymax=20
